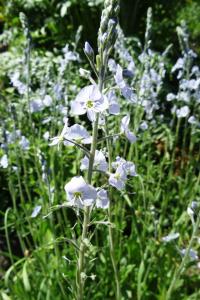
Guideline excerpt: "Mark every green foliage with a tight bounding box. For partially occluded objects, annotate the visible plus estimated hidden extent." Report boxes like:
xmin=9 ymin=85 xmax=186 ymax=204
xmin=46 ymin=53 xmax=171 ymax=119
xmin=0 ymin=1 xmax=200 ymax=300
xmin=177 ymin=1 xmax=200 ymax=53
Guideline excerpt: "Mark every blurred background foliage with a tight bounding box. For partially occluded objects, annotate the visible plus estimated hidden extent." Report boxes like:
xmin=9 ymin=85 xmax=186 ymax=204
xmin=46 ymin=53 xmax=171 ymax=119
xmin=0 ymin=0 xmax=200 ymax=55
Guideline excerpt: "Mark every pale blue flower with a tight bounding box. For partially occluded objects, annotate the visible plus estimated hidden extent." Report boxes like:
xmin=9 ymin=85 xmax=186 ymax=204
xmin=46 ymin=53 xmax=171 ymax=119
xmin=30 ymin=95 xmax=53 ymax=113
xmin=64 ymin=176 xmax=97 ymax=208
xmin=5 ymin=130 xmax=21 ymax=144
xmin=111 ymin=156 xmax=126 ymax=170
xmin=166 ymin=93 xmax=176 ymax=102
xmin=10 ymin=72 xmax=26 ymax=95
xmin=109 ymin=165 xmax=127 ymax=190
xmin=49 ymin=119 xmax=69 ymax=147
xmin=107 ymin=91 xmax=120 ymax=115
xmin=140 ymin=121 xmax=148 ymax=131
xmin=177 ymin=91 xmax=189 ymax=103
xmin=30 ymin=99 xmax=44 ymax=113
xmin=180 ymin=248 xmax=198 ymax=261
xmin=172 ymin=58 xmax=184 ymax=73
xmin=80 ymin=150 xmax=108 ymax=172
xmin=64 ymin=124 xmax=92 ymax=145
xmin=19 ymin=136 xmax=30 ymax=150
xmin=108 ymin=59 xmax=117 ymax=73
xmin=43 ymin=131 xmax=50 ymax=141
xmin=121 ymin=115 xmax=137 ymax=143
xmin=54 ymin=83 xmax=63 ymax=100
xmin=115 ymin=64 xmax=137 ymax=103
xmin=71 ymin=85 xmax=108 ymax=121
xmin=43 ymin=95 xmax=53 ymax=107
xmin=96 ymin=189 xmax=109 ymax=209
xmin=112 ymin=156 xmax=137 ymax=177
xmin=125 ymin=161 xmax=137 ymax=176
xmin=62 ymin=44 xmax=79 ymax=64
xmin=31 ymin=205 xmax=42 ymax=218
xmin=188 ymin=116 xmax=197 ymax=125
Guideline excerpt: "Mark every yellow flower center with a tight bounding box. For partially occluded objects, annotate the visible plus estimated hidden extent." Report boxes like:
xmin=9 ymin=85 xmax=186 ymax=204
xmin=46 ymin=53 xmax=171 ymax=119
xmin=74 ymin=191 xmax=82 ymax=199
xmin=86 ymin=99 xmax=94 ymax=108
xmin=114 ymin=173 xmax=120 ymax=180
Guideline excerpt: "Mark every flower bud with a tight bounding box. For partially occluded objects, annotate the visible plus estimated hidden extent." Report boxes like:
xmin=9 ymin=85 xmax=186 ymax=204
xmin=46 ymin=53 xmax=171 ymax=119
xmin=84 ymin=42 xmax=94 ymax=59
xmin=79 ymin=68 xmax=91 ymax=79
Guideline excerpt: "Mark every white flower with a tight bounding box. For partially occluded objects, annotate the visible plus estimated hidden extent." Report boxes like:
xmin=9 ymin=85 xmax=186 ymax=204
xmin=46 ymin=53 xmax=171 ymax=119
xmin=71 ymin=85 xmax=108 ymax=121
xmin=64 ymin=124 xmax=92 ymax=145
xmin=96 ymin=189 xmax=109 ymax=209
xmin=176 ymin=106 xmax=190 ymax=118
xmin=121 ymin=115 xmax=137 ymax=143
xmin=0 ymin=154 xmax=8 ymax=168
xmin=162 ymin=232 xmax=180 ymax=243
xmin=64 ymin=176 xmax=97 ymax=208
xmin=80 ymin=150 xmax=108 ymax=172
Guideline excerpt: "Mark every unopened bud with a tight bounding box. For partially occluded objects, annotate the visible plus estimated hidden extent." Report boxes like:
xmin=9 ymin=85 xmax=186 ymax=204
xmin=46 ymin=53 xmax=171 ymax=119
xmin=79 ymin=68 xmax=91 ymax=79
xmin=84 ymin=42 xmax=94 ymax=59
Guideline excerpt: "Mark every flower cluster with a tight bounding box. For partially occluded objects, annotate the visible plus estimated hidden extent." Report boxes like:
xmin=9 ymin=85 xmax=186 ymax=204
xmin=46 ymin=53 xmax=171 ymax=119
xmin=167 ymin=23 xmax=200 ymax=124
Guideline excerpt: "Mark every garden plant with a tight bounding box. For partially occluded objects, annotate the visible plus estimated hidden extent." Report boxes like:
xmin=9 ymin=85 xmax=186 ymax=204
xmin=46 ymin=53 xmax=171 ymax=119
xmin=0 ymin=0 xmax=200 ymax=299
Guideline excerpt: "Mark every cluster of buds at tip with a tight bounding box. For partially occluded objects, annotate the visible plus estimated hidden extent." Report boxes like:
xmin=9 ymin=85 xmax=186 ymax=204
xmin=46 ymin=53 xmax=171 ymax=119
xmin=144 ymin=7 xmax=153 ymax=51
xmin=97 ymin=0 xmax=120 ymax=61
xmin=19 ymin=12 xmax=31 ymax=39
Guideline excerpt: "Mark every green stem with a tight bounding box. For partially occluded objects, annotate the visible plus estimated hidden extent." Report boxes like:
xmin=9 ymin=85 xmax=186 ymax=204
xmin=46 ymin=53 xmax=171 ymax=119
xmin=105 ymin=118 xmax=121 ymax=300
xmin=166 ymin=212 xmax=200 ymax=300
xmin=76 ymin=114 xmax=99 ymax=300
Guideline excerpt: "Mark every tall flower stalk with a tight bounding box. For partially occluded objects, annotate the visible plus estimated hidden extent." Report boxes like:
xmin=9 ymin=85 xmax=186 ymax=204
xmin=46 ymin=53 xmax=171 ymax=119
xmin=75 ymin=0 xmax=120 ymax=299
xmin=76 ymin=115 xmax=100 ymax=300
